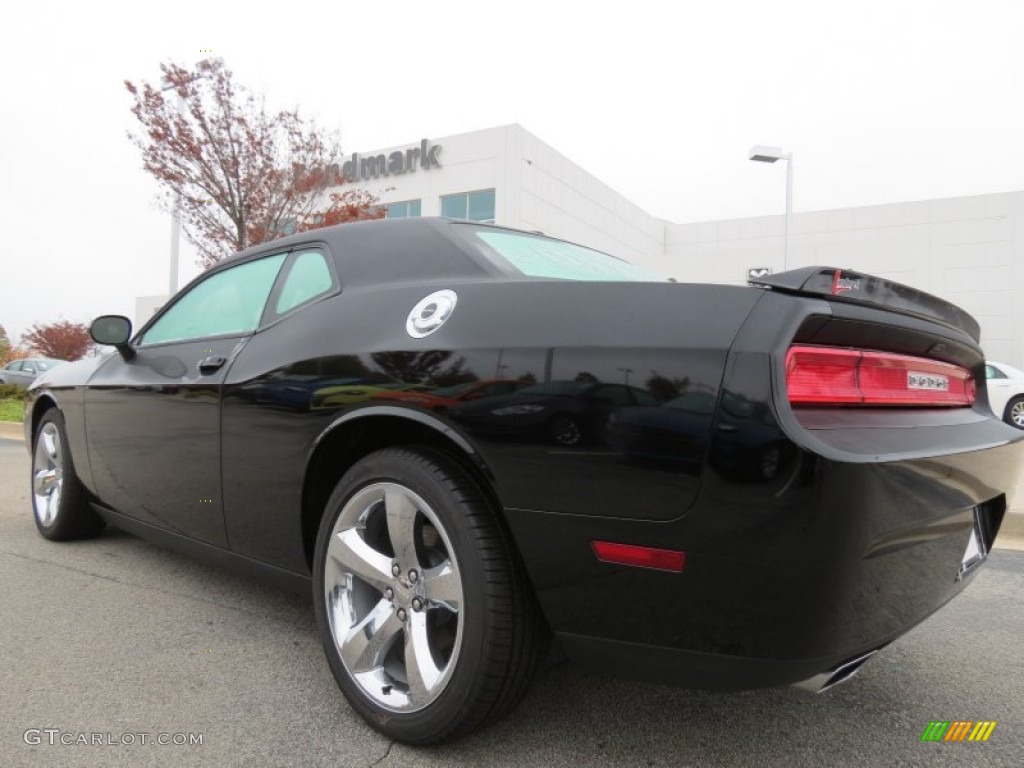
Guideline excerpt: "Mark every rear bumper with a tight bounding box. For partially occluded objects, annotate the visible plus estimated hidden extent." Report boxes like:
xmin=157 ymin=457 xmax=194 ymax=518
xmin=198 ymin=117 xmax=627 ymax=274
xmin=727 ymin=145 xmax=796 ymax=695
xmin=505 ymin=440 xmax=1020 ymax=689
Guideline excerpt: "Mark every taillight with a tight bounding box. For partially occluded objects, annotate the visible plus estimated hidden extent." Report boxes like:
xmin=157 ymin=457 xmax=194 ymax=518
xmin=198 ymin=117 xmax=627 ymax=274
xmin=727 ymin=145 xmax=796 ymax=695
xmin=786 ymin=346 xmax=976 ymax=406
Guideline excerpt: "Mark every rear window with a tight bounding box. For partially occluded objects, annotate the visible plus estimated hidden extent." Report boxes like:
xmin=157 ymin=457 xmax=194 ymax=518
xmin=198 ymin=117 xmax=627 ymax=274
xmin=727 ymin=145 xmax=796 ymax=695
xmin=461 ymin=226 xmax=662 ymax=282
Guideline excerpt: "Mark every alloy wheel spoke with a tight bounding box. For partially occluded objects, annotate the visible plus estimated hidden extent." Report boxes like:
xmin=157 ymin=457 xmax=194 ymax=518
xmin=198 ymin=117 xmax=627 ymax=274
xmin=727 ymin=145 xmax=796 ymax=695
xmin=329 ymin=529 xmax=393 ymax=593
xmin=34 ymin=468 xmax=56 ymax=496
xmin=422 ymin=562 xmax=461 ymax=613
xmin=43 ymin=429 xmax=59 ymax=463
xmin=403 ymin=611 xmax=442 ymax=700
xmin=340 ymin=599 xmax=403 ymax=674
xmin=385 ymin=488 xmax=420 ymax=569
xmin=46 ymin=486 xmax=60 ymax=525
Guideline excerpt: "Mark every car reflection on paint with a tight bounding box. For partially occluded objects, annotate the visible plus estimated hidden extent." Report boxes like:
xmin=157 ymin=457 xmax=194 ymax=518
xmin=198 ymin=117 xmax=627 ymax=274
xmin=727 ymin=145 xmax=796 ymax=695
xmin=370 ymin=378 xmax=528 ymax=412
xmin=236 ymin=374 xmax=414 ymax=411
xmin=449 ymin=380 xmax=661 ymax=446
xmin=608 ymin=391 xmax=715 ymax=472
xmin=708 ymin=392 xmax=794 ymax=481
xmin=310 ymin=381 xmax=432 ymax=410
xmin=610 ymin=390 xmax=794 ymax=481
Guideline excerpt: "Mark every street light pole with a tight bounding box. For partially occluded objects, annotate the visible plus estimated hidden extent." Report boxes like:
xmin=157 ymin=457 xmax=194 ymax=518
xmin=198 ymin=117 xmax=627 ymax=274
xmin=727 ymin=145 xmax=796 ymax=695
xmin=160 ymin=58 xmax=222 ymax=295
xmin=749 ymin=145 xmax=793 ymax=272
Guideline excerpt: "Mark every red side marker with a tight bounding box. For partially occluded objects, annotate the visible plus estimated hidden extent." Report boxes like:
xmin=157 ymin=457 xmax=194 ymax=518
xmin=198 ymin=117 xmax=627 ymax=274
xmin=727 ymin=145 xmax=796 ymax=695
xmin=591 ymin=541 xmax=686 ymax=572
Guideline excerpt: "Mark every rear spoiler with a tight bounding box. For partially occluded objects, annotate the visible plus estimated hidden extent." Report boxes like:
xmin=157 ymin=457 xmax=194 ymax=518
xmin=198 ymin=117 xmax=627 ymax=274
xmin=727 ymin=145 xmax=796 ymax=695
xmin=748 ymin=266 xmax=981 ymax=342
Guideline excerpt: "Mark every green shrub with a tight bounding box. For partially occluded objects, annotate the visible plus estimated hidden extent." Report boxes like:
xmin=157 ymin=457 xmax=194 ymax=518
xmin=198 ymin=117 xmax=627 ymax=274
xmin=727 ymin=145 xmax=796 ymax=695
xmin=0 ymin=383 xmax=28 ymax=401
xmin=0 ymin=398 xmax=24 ymax=422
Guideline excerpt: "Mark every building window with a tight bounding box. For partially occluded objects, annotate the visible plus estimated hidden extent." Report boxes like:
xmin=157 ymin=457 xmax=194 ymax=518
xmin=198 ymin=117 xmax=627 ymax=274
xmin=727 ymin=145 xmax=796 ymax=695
xmin=441 ymin=189 xmax=495 ymax=223
xmin=385 ymin=200 xmax=422 ymax=218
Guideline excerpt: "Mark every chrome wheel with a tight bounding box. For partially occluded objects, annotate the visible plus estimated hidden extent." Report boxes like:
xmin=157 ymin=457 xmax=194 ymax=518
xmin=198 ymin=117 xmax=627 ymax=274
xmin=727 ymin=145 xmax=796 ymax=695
xmin=32 ymin=422 xmax=64 ymax=527
xmin=551 ymin=416 xmax=581 ymax=446
xmin=1011 ymin=400 xmax=1024 ymax=428
xmin=324 ymin=482 xmax=464 ymax=713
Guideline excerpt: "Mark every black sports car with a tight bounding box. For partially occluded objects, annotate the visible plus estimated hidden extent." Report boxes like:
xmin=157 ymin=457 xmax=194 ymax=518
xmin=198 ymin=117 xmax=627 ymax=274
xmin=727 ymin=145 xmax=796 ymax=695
xmin=24 ymin=218 xmax=1023 ymax=744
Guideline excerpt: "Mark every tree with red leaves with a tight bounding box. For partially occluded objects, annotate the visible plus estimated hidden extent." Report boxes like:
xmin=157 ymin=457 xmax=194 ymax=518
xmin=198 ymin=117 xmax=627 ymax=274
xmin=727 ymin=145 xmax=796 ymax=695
xmin=23 ymin=321 xmax=93 ymax=361
xmin=126 ymin=60 xmax=381 ymax=268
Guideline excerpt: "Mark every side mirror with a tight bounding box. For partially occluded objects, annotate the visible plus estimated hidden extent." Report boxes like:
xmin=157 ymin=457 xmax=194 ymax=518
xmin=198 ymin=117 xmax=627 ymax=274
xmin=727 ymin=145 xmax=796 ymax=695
xmin=90 ymin=315 xmax=135 ymax=361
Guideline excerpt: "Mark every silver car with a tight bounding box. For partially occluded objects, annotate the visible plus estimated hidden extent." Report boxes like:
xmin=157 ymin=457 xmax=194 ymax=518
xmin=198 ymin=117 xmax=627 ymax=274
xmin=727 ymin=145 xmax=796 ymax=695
xmin=0 ymin=358 xmax=64 ymax=387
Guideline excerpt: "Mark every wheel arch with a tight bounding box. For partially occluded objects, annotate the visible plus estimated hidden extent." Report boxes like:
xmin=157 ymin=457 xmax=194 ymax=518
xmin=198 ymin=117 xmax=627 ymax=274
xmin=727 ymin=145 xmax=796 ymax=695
xmin=300 ymin=407 xmax=501 ymax=571
xmin=28 ymin=392 xmax=59 ymax=440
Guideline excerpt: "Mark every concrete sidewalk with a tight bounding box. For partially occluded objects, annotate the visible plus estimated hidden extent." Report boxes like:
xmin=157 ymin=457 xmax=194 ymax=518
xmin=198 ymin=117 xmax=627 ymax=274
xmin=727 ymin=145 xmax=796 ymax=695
xmin=2 ymin=419 xmax=1022 ymax=549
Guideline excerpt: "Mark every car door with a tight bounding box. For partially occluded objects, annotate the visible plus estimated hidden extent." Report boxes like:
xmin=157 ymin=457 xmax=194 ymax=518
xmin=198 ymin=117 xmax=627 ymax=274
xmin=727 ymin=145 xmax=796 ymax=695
xmin=985 ymin=364 xmax=1013 ymax=419
xmin=85 ymin=252 xmax=287 ymax=545
xmin=1 ymin=361 xmax=23 ymax=385
xmin=17 ymin=361 xmax=38 ymax=385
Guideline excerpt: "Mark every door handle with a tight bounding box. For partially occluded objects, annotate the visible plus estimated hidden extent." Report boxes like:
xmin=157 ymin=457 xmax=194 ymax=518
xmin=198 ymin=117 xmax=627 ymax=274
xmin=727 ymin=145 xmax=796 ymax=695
xmin=198 ymin=355 xmax=227 ymax=374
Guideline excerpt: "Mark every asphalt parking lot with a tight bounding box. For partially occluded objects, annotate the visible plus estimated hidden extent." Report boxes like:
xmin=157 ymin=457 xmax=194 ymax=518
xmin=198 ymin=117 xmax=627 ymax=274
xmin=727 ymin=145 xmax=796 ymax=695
xmin=2 ymin=431 xmax=1023 ymax=767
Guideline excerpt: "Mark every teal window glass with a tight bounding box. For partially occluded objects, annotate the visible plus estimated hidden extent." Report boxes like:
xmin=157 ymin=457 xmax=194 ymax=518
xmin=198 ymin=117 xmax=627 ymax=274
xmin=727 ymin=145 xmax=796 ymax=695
xmin=441 ymin=194 xmax=467 ymax=219
xmin=473 ymin=230 xmax=660 ymax=282
xmin=467 ymin=189 xmax=495 ymax=222
xmin=385 ymin=200 xmax=422 ymax=218
xmin=441 ymin=189 xmax=495 ymax=222
xmin=276 ymin=251 xmax=334 ymax=315
xmin=141 ymin=254 xmax=286 ymax=344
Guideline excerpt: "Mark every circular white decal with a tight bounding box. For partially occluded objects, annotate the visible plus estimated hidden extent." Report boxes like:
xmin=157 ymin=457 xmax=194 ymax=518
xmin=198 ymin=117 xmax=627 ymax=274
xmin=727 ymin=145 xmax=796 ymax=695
xmin=406 ymin=290 xmax=458 ymax=339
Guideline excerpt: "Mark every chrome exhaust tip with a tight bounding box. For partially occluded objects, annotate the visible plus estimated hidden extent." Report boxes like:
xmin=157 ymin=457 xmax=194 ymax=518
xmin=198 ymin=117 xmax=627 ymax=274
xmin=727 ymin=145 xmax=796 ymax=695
xmin=793 ymin=649 xmax=878 ymax=693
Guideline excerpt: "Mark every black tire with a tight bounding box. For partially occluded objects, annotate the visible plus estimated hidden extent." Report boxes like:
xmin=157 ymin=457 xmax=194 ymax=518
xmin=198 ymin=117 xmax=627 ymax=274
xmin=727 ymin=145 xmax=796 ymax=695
xmin=1004 ymin=396 xmax=1024 ymax=430
xmin=313 ymin=447 xmax=545 ymax=744
xmin=31 ymin=410 xmax=104 ymax=540
xmin=549 ymin=414 xmax=582 ymax=446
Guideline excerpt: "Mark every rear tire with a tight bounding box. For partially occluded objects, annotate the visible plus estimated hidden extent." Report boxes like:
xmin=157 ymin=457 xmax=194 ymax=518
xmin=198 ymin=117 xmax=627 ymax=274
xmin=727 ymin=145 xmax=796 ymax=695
xmin=313 ymin=447 xmax=545 ymax=744
xmin=31 ymin=410 xmax=105 ymax=540
xmin=1004 ymin=396 xmax=1024 ymax=429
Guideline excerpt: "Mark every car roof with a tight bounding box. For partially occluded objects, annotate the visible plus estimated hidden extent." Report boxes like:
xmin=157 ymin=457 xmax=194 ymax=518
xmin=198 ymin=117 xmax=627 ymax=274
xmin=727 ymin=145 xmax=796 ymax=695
xmin=217 ymin=217 xmax=535 ymax=290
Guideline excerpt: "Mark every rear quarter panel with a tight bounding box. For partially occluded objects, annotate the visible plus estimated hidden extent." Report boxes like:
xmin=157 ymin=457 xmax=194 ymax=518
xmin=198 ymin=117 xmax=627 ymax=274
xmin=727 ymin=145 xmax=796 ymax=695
xmin=219 ymin=279 xmax=764 ymax=573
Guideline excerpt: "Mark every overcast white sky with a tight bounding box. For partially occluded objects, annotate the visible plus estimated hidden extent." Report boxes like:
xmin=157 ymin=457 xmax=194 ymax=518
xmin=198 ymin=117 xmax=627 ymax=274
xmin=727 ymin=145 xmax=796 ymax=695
xmin=2 ymin=0 xmax=1022 ymax=344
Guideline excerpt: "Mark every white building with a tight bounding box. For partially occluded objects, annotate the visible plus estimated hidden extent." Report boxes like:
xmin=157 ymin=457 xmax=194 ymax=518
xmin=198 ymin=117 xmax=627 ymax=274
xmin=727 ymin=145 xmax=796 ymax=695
xmin=140 ymin=124 xmax=1024 ymax=368
xmin=340 ymin=124 xmax=1023 ymax=367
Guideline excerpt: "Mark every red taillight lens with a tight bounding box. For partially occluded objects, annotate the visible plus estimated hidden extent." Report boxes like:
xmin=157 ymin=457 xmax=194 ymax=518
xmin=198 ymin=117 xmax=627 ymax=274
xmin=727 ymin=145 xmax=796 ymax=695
xmin=591 ymin=541 xmax=686 ymax=572
xmin=786 ymin=346 xmax=976 ymax=406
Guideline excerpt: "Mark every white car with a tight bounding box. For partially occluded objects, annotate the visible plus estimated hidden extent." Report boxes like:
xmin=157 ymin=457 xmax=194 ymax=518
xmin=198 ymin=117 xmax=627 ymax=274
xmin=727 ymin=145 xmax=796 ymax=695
xmin=985 ymin=361 xmax=1024 ymax=429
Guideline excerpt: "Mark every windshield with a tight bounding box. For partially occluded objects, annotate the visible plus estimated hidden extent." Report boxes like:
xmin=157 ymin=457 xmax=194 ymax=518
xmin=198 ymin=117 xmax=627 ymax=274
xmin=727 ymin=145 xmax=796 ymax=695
xmin=458 ymin=225 xmax=663 ymax=282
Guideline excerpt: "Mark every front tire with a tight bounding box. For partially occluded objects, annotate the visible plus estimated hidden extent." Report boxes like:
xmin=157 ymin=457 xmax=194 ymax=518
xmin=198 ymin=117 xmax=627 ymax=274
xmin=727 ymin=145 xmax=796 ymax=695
xmin=1005 ymin=396 xmax=1024 ymax=429
xmin=31 ymin=410 xmax=104 ymax=540
xmin=313 ymin=447 xmax=544 ymax=744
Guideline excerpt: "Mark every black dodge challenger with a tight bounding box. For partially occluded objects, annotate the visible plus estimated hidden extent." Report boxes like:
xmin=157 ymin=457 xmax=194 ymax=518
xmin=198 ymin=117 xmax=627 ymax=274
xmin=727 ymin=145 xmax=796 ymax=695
xmin=24 ymin=218 xmax=1023 ymax=743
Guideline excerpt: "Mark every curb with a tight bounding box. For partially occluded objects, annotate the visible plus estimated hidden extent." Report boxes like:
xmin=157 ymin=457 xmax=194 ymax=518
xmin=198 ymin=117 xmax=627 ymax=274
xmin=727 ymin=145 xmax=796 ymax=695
xmin=0 ymin=421 xmax=24 ymax=441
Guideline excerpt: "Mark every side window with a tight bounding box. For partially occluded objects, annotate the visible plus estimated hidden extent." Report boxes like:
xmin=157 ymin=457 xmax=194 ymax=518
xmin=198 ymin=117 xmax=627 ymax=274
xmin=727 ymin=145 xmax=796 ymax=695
xmin=633 ymin=390 xmax=660 ymax=406
xmin=274 ymin=250 xmax=335 ymax=316
xmin=986 ymin=365 xmax=1007 ymax=380
xmin=5 ymin=362 xmax=20 ymax=372
xmin=22 ymin=363 xmax=36 ymax=375
xmin=141 ymin=254 xmax=286 ymax=345
xmin=593 ymin=385 xmax=633 ymax=406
